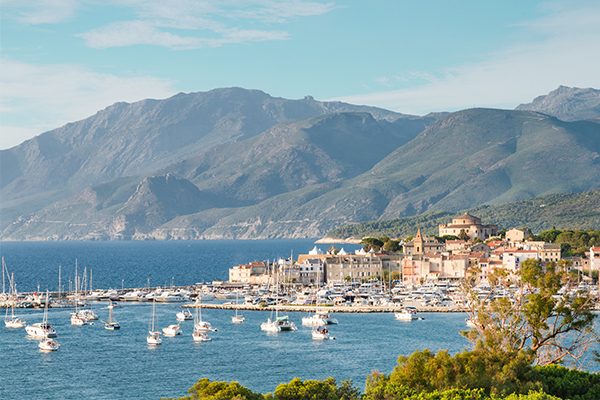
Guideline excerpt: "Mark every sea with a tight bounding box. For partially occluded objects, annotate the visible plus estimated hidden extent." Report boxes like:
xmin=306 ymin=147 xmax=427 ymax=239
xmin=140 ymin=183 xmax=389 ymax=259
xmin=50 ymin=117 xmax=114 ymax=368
xmin=0 ymin=240 xmax=595 ymax=399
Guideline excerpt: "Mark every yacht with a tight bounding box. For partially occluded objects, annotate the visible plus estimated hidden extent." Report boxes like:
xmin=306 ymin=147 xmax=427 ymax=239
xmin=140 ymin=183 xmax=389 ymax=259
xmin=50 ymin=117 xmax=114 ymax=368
xmin=394 ymin=306 xmax=418 ymax=321
xmin=25 ymin=291 xmax=57 ymax=339
xmin=162 ymin=324 xmax=182 ymax=337
xmin=70 ymin=312 xmax=88 ymax=326
xmin=192 ymin=329 xmax=212 ymax=342
xmin=38 ymin=338 xmax=60 ymax=352
xmin=192 ymin=296 xmax=217 ymax=331
xmin=301 ymin=310 xmax=338 ymax=326
xmin=176 ymin=309 xmax=193 ymax=322
xmin=311 ymin=326 xmax=331 ymax=340
xmin=260 ymin=315 xmax=297 ymax=333
xmin=146 ymin=300 xmax=162 ymax=346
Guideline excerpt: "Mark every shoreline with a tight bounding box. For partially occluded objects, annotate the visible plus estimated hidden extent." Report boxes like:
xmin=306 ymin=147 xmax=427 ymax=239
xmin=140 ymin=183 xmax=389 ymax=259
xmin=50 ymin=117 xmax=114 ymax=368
xmin=185 ymin=302 xmax=468 ymax=313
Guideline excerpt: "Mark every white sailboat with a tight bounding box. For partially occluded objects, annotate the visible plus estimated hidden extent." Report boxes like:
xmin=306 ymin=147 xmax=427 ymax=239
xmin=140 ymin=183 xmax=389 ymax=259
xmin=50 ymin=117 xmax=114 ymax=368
xmin=25 ymin=291 xmax=57 ymax=339
xmin=192 ymin=296 xmax=217 ymax=332
xmin=231 ymin=290 xmax=245 ymax=324
xmin=301 ymin=264 xmax=337 ymax=327
xmin=70 ymin=264 xmax=89 ymax=326
xmin=4 ymin=272 xmax=26 ymax=329
xmin=146 ymin=300 xmax=162 ymax=345
xmin=104 ymin=301 xmax=120 ymax=330
xmin=261 ymin=264 xmax=296 ymax=333
xmin=192 ymin=301 xmax=212 ymax=342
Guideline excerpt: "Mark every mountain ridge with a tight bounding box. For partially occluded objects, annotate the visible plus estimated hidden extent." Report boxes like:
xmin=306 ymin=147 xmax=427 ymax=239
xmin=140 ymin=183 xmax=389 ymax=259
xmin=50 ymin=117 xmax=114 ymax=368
xmin=1 ymin=86 xmax=599 ymax=240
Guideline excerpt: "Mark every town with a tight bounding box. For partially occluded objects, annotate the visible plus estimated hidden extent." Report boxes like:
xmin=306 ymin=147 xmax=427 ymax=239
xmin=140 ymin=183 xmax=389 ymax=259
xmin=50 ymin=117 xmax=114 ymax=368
xmin=226 ymin=213 xmax=599 ymax=310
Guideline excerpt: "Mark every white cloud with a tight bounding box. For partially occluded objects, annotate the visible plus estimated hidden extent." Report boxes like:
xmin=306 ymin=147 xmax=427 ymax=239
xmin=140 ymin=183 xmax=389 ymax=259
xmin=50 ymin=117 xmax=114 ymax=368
xmin=335 ymin=2 xmax=600 ymax=115
xmin=77 ymin=0 xmax=332 ymax=49
xmin=79 ymin=20 xmax=289 ymax=49
xmin=3 ymin=0 xmax=78 ymax=24
xmin=0 ymin=58 xmax=176 ymax=149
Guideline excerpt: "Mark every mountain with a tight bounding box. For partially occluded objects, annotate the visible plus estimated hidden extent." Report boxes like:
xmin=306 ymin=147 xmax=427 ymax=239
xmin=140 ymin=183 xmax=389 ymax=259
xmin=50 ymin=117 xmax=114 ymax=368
xmin=326 ymin=189 xmax=600 ymax=239
xmin=1 ymin=87 xmax=599 ymax=240
xmin=516 ymin=86 xmax=600 ymax=121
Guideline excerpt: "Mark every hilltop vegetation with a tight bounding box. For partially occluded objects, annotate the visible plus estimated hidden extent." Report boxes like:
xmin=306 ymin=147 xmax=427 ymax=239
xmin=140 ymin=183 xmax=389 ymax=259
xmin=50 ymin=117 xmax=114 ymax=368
xmin=327 ymin=190 xmax=600 ymax=239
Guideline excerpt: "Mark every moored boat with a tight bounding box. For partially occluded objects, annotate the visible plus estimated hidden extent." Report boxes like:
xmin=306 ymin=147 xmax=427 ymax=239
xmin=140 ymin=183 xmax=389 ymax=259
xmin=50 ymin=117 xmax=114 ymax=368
xmin=38 ymin=338 xmax=60 ymax=352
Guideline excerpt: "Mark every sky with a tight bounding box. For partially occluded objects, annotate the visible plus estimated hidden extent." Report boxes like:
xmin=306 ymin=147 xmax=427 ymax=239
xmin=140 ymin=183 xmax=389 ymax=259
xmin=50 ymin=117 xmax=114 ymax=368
xmin=1 ymin=0 xmax=599 ymax=149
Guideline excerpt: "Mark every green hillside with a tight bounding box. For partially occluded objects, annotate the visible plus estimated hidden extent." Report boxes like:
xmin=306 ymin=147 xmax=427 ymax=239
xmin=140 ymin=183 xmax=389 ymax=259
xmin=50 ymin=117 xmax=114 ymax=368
xmin=327 ymin=190 xmax=600 ymax=239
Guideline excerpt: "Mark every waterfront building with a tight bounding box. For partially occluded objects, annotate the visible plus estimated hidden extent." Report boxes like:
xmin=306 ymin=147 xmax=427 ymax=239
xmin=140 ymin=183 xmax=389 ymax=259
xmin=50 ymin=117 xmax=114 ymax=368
xmin=402 ymin=253 xmax=468 ymax=284
xmin=228 ymin=261 xmax=270 ymax=285
xmin=438 ymin=213 xmax=498 ymax=240
xmin=296 ymin=258 xmax=325 ymax=285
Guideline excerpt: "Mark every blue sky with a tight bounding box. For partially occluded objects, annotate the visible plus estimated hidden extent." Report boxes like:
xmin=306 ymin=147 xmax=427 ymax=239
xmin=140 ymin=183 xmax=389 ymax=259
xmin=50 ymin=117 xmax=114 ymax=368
xmin=1 ymin=0 xmax=599 ymax=149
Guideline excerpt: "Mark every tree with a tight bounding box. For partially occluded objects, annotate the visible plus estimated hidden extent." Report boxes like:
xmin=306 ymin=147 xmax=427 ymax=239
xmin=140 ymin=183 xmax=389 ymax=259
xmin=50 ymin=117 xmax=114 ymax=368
xmin=361 ymin=237 xmax=384 ymax=252
xmin=458 ymin=229 xmax=470 ymax=241
xmin=182 ymin=378 xmax=263 ymax=400
xmin=462 ymin=259 xmax=597 ymax=366
xmin=382 ymin=239 xmax=401 ymax=252
xmin=269 ymin=377 xmax=360 ymax=400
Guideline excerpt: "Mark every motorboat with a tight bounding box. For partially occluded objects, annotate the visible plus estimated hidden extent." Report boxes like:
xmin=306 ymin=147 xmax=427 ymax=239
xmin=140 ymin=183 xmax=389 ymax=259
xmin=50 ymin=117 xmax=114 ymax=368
xmin=260 ymin=315 xmax=297 ymax=333
xmin=79 ymin=309 xmax=98 ymax=321
xmin=162 ymin=324 xmax=182 ymax=337
xmin=394 ymin=307 xmax=418 ymax=321
xmin=38 ymin=338 xmax=60 ymax=352
xmin=311 ymin=326 xmax=330 ymax=340
xmin=192 ymin=329 xmax=212 ymax=342
xmin=26 ymin=322 xmax=57 ymax=339
xmin=176 ymin=309 xmax=193 ymax=322
xmin=301 ymin=310 xmax=338 ymax=326
xmin=70 ymin=313 xmax=88 ymax=326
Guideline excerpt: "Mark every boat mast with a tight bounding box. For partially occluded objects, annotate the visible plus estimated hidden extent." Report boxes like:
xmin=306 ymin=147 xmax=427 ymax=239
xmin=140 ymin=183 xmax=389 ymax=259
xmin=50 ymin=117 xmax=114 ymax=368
xmin=58 ymin=265 xmax=62 ymax=301
xmin=1 ymin=256 xmax=5 ymax=295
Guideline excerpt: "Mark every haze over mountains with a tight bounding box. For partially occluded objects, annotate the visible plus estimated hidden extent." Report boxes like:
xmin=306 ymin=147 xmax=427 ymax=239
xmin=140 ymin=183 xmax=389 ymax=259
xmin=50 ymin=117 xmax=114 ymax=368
xmin=1 ymin=86 xmax=599 ymax=240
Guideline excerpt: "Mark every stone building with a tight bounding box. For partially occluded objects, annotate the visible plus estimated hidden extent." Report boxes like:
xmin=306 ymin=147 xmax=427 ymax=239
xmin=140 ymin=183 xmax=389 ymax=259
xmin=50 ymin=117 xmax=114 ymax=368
xmin=438 ymin=213 xmax=498 ymax=241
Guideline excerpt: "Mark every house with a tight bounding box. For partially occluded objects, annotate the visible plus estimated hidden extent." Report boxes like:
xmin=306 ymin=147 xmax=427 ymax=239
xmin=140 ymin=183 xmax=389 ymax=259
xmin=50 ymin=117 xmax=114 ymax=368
xmin=506 ymin=228 xmax=532 ymax=243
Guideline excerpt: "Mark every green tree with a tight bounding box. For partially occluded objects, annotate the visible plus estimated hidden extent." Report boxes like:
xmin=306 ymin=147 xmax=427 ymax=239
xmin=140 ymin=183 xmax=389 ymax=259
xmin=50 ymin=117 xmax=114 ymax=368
xmin=270 ymin=377 xmax=360 ymax=400
xmin=181 ymin=378 xmax=263 ymax=400
xmin=463 ymin=259 xmax=597 ymax=365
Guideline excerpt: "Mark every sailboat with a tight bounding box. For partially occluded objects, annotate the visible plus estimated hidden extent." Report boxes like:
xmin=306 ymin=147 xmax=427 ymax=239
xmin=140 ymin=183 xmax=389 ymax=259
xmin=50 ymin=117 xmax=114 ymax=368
xmin=4 ymin=272 xmax=26 ymax=329
xmin=192 ymin=296 xmax=216 ymax=332
xmin=146 ymin=300 xmax=162 ymax=345
xmin=192 ymin=301 xmax=212 ymax=342
xmin=25 ymin=291 xmax=57 ymax=339
xmin=261 ymin=263 xmax=296 ymax=333
xmin=302 ymin=265 xmax=337 ymax=327
xmin=104 ymin=301 xmax=120 ymax=330
xmin=231 ymin=290 xmax=245 ymax=324
xmin=38 ymin=337 xmax=60 ymax=352
xmin=70 ymin=263 xmax=89 ymax=326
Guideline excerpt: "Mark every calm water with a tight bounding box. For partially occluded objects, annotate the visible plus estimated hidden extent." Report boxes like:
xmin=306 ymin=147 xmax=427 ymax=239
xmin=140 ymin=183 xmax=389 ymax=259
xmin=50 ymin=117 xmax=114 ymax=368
xmin=0 ymin=241 xmax=595 ymax=399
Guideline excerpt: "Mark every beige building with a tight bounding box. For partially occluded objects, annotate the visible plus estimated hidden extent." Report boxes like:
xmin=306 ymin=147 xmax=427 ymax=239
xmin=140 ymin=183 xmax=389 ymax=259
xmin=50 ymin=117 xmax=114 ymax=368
xmin=324 ymin=253 xmax=402 ymax=284
xmin=439 ymin=213 xmax=498 ymax=241
xmin=403 ymin=228 xmax=444 ymax=256
xmin=505 ymin=228 xmax=532 ymax=243
xmin=402 ymin=253 xmax=468 ymax=284
xmin=228 ymin=261 xmax=269 ymax=285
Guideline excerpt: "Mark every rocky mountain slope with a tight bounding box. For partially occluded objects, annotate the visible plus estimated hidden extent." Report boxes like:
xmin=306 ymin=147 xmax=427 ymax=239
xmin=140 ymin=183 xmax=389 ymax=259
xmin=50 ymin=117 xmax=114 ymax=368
xmin=516 ymin=86 xmax=600 ymax=121
xmin=1 ymin=87 xmax=599 ymax=240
